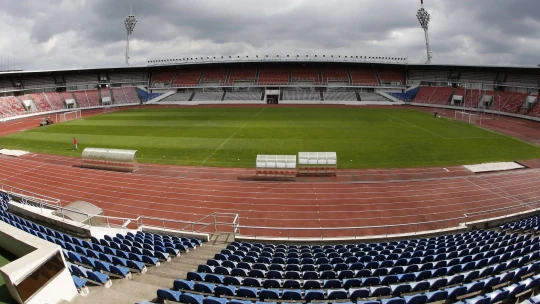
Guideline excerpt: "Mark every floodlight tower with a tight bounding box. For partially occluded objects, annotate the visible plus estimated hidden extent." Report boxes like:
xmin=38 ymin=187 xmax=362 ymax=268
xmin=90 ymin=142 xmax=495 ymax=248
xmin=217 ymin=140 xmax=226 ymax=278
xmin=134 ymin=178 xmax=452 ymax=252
xmin=124 ymin=4 xmax=137 ymax=66
xmin=416 ymin=0 xmax=432 ymax=64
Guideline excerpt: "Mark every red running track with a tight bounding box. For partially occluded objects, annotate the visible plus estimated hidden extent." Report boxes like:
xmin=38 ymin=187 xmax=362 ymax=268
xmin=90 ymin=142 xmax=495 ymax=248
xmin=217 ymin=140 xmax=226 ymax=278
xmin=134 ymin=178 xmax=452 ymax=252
xmin=0 ymin=153 xmax=539 ymax=238
xmin=0 ymin=105 xmax=540 ymax=238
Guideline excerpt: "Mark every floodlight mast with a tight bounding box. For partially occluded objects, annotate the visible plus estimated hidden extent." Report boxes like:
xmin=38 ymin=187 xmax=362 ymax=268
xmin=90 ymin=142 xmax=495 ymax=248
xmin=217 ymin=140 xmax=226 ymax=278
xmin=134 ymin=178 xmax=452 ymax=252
xmin=124 ymin=4 xmax=137 ymax=66
xmin=417 ymin=0 xmax=432 ymax=64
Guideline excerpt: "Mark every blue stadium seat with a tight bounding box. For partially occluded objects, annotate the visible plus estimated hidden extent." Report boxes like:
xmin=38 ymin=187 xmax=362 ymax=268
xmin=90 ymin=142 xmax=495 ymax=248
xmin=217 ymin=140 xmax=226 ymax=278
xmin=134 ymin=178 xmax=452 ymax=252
xmin=203 ymin=296 xmax=227 ymax=304
xmin=327 ymin=289 xmax=348 ymax=300
xmin=237 ymin=287 xmax=258 ymax=298
xmin=425 ymin=290 xmax=448 ymax=303
xmin=157 ymin=289 xmax=181 ymax=302
xmin=381 ymin=298 xmax=405 ymax=304
xmin=194 ymin=282 xmax=215 ymax=294
xmin=305 ymin=289 xmax=325 ymax=302
xmin=174 ymin=279 xmax=195 ymax=291
xmin=215 ymin=285 xmax=236 ymax=297
xmin=259 ymin=289 xmax=280 ymax=300
xmin=180 ymin=292 xmax=204 ymax=304
xmin=403 ymin=294 xmax=427 ymax=304
xmin=485 ymin=290 xmax=509 ymax=303
xmin=281 ymin=289 xmax=302 ymax=301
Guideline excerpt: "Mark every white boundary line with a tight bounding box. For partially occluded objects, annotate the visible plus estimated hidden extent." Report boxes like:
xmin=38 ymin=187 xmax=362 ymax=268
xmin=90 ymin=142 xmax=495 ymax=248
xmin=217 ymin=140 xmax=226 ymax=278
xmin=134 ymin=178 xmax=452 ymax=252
xmin=203 ymin=108 xmax=267 ymax=163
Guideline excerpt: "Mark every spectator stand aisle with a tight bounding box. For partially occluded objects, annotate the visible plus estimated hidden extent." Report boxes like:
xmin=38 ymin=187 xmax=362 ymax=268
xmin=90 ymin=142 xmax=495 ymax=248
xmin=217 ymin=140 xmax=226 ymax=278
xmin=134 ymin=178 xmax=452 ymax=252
xmin=255 ymin=155 xmax=297 ymax=181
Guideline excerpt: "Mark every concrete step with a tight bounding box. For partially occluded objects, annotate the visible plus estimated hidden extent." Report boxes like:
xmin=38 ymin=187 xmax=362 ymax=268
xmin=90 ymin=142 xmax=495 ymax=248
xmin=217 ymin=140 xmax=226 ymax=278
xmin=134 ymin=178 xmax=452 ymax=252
xmin=68 ymin=238 xmax=232 ymax=303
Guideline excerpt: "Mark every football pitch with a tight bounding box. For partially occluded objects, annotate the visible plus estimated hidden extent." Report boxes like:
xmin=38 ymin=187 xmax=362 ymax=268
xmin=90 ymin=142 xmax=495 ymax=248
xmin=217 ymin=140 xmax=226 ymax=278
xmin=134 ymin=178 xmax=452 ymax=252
xmin=1 ymin=107 xmax=539 ymax=169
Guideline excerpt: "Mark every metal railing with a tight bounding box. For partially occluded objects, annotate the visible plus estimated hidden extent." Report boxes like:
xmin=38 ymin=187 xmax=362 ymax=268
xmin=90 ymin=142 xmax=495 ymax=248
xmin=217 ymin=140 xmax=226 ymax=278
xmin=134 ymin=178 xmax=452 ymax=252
xmin=147 ymin=55 xmax=408 ymax=66
xmin=0 ymin=184 xmax=61 ymax=208
xmin=233 ymin=217 xmax=465 ymax=240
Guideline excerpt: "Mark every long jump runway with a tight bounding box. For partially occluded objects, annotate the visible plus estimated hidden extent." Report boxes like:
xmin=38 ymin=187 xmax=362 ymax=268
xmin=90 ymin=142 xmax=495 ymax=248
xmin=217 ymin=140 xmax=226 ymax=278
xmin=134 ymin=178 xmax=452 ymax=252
xmin=0 ymin=154 xmax=539 ymax=238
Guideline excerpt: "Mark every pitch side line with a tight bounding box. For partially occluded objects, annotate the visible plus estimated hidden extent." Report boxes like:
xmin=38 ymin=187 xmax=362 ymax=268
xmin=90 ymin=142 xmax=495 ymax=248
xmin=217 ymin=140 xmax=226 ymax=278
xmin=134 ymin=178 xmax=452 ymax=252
xmin=202 ymin=108 xmax=267 ymax=163
xmin=386 ymin=114 xmax=446 ymax=139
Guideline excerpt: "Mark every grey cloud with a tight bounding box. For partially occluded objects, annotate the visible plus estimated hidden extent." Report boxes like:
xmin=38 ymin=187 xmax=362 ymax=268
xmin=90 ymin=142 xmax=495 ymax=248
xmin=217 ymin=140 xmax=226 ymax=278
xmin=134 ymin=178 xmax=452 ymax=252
xmin=0 ymin=0 xmax=539 ymax=70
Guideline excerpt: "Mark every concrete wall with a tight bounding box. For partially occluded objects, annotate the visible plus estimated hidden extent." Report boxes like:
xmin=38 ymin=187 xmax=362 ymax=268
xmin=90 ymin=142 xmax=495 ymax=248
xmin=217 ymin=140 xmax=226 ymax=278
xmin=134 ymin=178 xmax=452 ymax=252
xmin=8 ymin=201 xmax=92 ymax=239
xmin=0 ymin=221 xmax=77 ymax=304
xmin=141 ymin=225 xmax=210 ymax=242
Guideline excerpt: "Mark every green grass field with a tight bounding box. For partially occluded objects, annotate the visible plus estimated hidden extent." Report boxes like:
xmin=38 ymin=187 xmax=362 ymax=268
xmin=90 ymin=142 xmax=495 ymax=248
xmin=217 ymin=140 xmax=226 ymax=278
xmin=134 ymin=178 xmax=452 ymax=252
xmin=0 ymin=248 xmax=15 ymax=304
xmin=1 ymin=107 xmax=539 ymax=169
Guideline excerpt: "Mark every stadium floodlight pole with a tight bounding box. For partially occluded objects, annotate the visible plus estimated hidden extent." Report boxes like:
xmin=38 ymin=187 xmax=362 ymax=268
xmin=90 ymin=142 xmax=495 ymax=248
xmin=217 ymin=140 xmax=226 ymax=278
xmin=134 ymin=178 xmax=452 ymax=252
xmin=417 ymin=0 xmax=432 ymax=64
xmin=124 ymin=4 xmax=137 ymax=66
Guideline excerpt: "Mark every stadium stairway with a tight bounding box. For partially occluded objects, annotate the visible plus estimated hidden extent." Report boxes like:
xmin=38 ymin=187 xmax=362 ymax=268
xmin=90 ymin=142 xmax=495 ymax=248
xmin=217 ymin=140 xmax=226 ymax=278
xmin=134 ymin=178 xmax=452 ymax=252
xmin=68 ymin=234 xmax=232 ymax=304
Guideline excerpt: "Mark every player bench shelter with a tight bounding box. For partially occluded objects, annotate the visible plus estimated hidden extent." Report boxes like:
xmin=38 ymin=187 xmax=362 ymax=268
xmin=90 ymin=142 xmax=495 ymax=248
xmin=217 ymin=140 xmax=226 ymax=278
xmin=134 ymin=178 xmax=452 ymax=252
xmin=81 ymin=148 xmax=138 ymax=172
xmin=298 ymin=152 xmax=337 ymax=176
xmin=256 ymin=155 xmax=297 ymax=180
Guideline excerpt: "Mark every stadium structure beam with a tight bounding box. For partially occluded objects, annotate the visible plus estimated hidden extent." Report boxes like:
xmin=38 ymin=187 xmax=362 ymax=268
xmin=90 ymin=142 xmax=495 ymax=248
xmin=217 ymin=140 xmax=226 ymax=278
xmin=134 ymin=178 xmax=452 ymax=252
xmin=124 ymin=4 xmax=137 ymax=66
xmin=416 ymin=0 xmax=432 ymax=64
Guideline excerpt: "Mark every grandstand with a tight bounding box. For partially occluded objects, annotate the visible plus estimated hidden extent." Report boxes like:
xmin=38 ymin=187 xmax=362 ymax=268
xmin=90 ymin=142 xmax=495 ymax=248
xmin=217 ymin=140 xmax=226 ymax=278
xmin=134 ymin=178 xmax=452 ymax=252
xmin=1 ymin=55 xmax=540 ymax=304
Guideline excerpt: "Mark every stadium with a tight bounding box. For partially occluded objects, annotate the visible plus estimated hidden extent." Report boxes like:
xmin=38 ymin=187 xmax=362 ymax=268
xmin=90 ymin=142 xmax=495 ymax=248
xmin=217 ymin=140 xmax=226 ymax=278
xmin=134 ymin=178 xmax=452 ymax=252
xmin=1 ymin=1 xmax=540 ymax=304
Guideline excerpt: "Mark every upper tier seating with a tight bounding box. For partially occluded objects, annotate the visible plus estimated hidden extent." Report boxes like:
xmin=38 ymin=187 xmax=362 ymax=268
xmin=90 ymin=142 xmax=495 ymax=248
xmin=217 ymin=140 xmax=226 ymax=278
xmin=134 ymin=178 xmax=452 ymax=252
xmin=350 ymin=69 xmax=379 ymax=86
xmin=0 ymin=78 xmax=14 ymax=92
xmin=201 ymin=69 xmax=229 ymax=85
xmin=258 ymin=68 xmax=289 ymax=85
xmin=64 ymin=74 xmax=98 ymax=85
xmin=174 ymin=70 xmax=202 ymax=86
xmin=459 ymin=72 xmax=496 ymax=84
xmin=291 ymin=68 xmax=320 ymax=85
xmin=408 ymin=70 xmax=449 ymax=82
xmin=324 ymin=91 xmax=358 ymax=101
xmin=378 ymin=70 xmax=405 ymax=85
xmin=152 ymin=71 xmax=177 ymax=87
xmin=505 ymin=73 xmax=540 ymax=86
xmin=282 ymin=90 xmax=320 ymax=101
xmin=0 ymin=96 xmax=27 ymax=117
xmin=45 ymin=92 xmax=65 ymax=110
xmin=229 ymin=68 xmax=257 ymax=84
xmin=224 ymin=92 xmax=262 ymax=101
xmin=109 ymin=72 xmax=147 ymax=83
xmin=322 ymin=68 xmax=349 ymax=84
xmin=21 ymin=76 xmax=56 ymax=89
xmin=26 ymin=93 xmax=53 ymax=111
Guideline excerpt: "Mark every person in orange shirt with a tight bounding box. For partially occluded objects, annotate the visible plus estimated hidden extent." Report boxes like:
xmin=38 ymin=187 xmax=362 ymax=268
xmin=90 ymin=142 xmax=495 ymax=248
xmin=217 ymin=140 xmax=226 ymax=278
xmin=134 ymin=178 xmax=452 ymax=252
xmin=73 ymin=137 xmax=78 ymax=150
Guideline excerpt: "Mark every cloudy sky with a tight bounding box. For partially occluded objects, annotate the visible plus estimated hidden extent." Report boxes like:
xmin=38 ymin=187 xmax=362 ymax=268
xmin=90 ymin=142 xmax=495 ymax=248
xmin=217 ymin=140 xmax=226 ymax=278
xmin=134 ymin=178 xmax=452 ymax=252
xmin=0 ymin=0 xmax=539 ymax=71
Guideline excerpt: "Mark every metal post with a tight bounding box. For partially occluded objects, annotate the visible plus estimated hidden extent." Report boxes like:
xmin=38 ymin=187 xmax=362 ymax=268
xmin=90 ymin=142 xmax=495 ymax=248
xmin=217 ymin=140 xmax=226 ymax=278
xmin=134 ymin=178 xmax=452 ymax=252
xmin=416 ymin=0 xmax=432 ymax=64
xmin=124 ymin=4 xmax=137 ymax=66
xmin=213 ymin=213 xmax=217 ymax=232
xmin=288 ymin=230 xmax=290 ymax=240
xmin=191 ymin=223 xmax=194 ymax=233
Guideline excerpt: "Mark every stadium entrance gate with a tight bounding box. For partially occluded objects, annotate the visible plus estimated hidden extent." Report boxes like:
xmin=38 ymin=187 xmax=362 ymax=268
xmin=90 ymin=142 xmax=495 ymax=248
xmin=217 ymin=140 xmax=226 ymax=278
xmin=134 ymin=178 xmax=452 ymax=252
xmin=265 ymin=89 xmax=279 ymax=104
